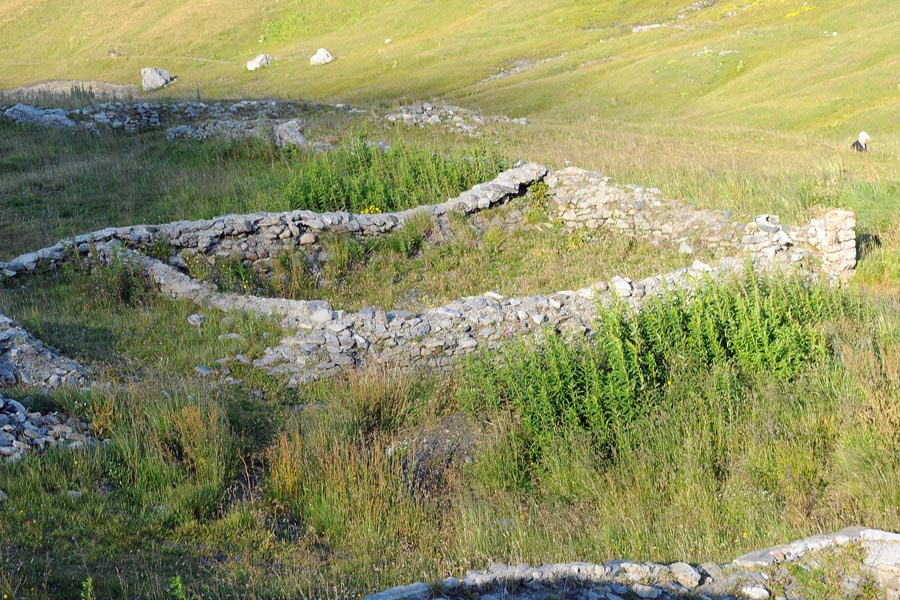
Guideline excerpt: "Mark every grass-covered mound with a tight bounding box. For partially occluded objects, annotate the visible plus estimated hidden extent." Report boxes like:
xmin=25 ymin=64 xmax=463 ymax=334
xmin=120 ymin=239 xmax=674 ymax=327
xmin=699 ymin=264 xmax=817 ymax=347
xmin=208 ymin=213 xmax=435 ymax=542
xmin=2 ymin=267 xmax=899 ymax=598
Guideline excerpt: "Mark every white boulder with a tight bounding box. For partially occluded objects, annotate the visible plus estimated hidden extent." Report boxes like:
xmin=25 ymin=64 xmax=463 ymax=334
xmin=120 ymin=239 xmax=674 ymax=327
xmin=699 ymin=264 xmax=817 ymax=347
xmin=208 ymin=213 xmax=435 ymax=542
xmin=141 ymin=67 xmax=173 ymax=91
xmin=246 ymin=54 xmax=273 ymax=71
xmin=309 ymin=48 xmax=334 ymax=66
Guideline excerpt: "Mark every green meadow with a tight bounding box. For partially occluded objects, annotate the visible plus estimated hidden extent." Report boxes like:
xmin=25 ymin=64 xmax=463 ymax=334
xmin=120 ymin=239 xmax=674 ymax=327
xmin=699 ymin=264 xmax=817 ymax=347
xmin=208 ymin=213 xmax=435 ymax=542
xmin=2 ymin=0 xmax=900 ymax=598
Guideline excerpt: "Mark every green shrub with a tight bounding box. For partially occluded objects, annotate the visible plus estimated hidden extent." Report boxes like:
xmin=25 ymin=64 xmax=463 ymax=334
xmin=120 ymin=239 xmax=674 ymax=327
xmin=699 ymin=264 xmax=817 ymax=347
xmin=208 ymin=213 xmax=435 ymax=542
xmin=460 ymin=274 xmax=858 ymax=470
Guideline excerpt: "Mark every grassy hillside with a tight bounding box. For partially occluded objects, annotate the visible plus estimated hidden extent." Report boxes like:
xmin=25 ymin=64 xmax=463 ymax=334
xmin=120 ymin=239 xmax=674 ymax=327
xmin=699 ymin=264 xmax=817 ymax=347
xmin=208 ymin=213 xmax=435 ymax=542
xmin=5 ymin=2 xmax=900 ymax=598
xmin=3 ymin=0 xmax=900 ymax=139
xmin=4 ymin=1 xmax=900 ymax=241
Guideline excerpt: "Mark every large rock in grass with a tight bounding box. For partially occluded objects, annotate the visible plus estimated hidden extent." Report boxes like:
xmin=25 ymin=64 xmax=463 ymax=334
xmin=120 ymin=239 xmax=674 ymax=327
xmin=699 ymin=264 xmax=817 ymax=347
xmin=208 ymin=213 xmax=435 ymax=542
xmin=273 ymin=119 xmax=308 ymax=148
xmin=246 ymin=54 xmax=273 ymax=72
xmin=3 ymin=104 xmax=75 ymax=128
xmin=141 ymin=67 xmax=173 ymax=91
xmin=309 ymin=48 xmax=334 ymax=66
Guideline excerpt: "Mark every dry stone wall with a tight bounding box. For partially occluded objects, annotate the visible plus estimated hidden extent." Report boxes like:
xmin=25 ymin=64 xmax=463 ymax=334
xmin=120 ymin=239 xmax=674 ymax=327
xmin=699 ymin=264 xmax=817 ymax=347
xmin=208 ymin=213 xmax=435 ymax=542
xmin=0 ymin=163 xmax=547 ymax=280
xmin=0 ymin=311 xmax=88 ymax=390
xmin=78 ymin=239 xmax=732 ymax=387
xmin=549 ymin=167 xmax=856 ymax=283
xmin=0 ymin=161 xmax=858 ymax=387
xmin=365 ymin=527 xmax=900 ymax=600
xmin=0 ymin=393 xmax=98 ymax=463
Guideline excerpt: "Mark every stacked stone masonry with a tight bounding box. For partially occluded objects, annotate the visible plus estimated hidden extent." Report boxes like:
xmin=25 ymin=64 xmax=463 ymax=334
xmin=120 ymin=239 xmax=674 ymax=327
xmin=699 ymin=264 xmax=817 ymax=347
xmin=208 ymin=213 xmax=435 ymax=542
xmin=0 ymin=163 xmax=547 ymax=279
xmin=2 ymin=98 xmax=519 ymax=141
xmin=0 ymin=163 xmax=857 ymax=387
xmin=0 ymin=140 xmax=883 ymax=591
xmin=0 ymin=393 xmax=98 ymax=463
xmin=548 ymin=167 xmax=856 ymax=284
xmin=0 ymin=312 xmax=88 ymax=391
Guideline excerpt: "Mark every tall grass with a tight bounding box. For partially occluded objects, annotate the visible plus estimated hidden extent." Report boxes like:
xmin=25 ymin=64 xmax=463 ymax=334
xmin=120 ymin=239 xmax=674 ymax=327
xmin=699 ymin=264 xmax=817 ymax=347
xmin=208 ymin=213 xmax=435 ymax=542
xmin=6 ymin=265 xmax=900 ymax=596
xmin=281 ymin=136 xmax=508 ymax=213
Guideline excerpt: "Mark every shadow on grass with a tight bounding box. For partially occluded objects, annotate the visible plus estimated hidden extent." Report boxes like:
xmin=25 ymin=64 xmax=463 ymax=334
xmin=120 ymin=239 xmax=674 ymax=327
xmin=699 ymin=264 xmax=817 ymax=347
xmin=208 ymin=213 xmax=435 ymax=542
xmin=388 ymin=572 xmax=775 ymax=600
xmin=22 ymin=320 xmax=118 ymax=364
xmin=857 ymin=230 xmax=881 ymax=262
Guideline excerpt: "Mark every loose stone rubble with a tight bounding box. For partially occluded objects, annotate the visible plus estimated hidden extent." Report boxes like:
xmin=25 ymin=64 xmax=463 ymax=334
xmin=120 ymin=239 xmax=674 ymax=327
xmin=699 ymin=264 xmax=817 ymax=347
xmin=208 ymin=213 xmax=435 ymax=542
xmin=384 ymin=101 xmax=529 ymax=137
xmin=0 ymin=98 xmax=346 ymax=137
xmin=0 ymin=393 xmax=97 ymax=462
xmin=1 ymin=97 xmax=520 ymax=140
xmin=3 ymin=104 xmax=76 ymax=128
xmin=0 ymin=311 xmax=88 ymax=390
xmin=365 ymin=527 xmax=900 ymax=600
xmin=548 ymin=167 xmax=856 ymax=284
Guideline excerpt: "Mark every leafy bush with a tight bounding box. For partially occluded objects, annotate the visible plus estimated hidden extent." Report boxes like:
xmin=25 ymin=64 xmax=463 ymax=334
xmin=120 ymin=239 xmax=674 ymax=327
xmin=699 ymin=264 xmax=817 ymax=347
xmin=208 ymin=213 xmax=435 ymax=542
xmin=460 ymin=274 xmax=859 ymax=467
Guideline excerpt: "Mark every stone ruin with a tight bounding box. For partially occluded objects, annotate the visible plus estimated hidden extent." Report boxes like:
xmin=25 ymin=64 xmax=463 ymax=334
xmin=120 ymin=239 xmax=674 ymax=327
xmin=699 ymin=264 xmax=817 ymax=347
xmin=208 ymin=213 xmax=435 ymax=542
xmin=0 ymin=144 xmax=887 ymax=595
xmin=1 ymin=97 xmax=526 ymax=141
xmin=365 ymin=527 xmax=900 ymax=600
xmin=0 ymin=162 xmax=856 ymax=389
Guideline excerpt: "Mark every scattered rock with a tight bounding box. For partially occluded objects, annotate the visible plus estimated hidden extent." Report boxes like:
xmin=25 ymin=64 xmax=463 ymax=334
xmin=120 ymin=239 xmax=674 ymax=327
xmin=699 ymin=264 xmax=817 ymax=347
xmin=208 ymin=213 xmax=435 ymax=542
xmin=273 ymin=119 xmax=308 ymax=148
xmin=310 ymin=48 xmax=334 ymax=66
xmin=195 ymin=365 xmax=213 ymax=377
xmin=141 ymin=67 xmax=173 ymax=91
xmin=187 ymin=314 xmax=205 ymax=327
xmin=246 ymin=54 xmax=273 ymax=71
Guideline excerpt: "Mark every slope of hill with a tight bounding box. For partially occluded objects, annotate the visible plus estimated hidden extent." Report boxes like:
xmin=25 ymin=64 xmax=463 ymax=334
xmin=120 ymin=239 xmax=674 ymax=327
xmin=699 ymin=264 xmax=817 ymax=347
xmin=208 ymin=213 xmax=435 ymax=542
xmin=3 ymin=0 xmax=900 ymax=140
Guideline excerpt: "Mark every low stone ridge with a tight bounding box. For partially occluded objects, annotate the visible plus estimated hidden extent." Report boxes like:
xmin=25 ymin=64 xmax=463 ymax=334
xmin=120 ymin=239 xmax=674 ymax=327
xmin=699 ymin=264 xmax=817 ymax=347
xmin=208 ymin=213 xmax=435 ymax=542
xmin=0 ymin=98 xmax=353 ymax=138
xmin=0 ymin=98 xmax=516 ymax=140
xmin=384 ymin=101 xmax=529 ymax=137
xmin=365 ymin=527 xmax=900 ymax=600
xmin=548 ymin=167 xmax=856 ymax=283
xmin=252 ymin=259 xmax=734 ymax=386
xmin=3 ymin=104 xmax=76 ymax=128
xmin=0 ymin=393 xmax=98 ymax=462
xmin=0 ymin=311 xmax=88 ymax=390
xmin=79 ymin=238 xmax=730 ymax=387
xmin=0 ymin=162 xmax=547 ymax=281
